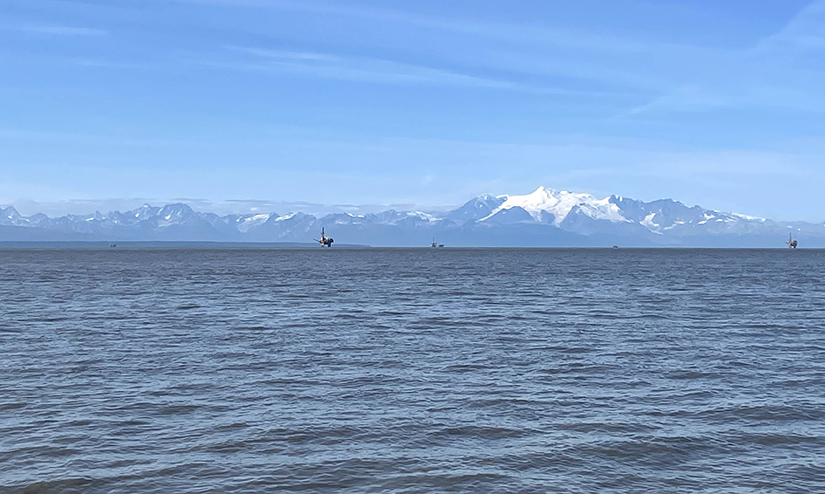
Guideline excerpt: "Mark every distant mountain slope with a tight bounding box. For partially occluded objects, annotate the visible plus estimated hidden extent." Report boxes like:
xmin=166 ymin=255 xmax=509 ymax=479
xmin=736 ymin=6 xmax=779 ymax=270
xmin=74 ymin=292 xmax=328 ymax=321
xmin=3 ymin=188 xmax=824 ymax=246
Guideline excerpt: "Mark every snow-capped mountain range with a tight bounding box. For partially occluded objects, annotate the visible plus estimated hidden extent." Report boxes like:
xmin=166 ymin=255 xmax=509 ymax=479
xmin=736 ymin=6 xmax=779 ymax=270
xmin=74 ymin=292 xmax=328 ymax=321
xmin=3 ymin=186 xmax=824 ymax=246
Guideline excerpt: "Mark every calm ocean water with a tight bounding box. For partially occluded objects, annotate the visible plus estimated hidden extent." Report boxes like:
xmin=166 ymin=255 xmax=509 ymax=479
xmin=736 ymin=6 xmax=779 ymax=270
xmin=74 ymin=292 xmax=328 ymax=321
xmin=2 ymin=248 xmax=824 ymax=493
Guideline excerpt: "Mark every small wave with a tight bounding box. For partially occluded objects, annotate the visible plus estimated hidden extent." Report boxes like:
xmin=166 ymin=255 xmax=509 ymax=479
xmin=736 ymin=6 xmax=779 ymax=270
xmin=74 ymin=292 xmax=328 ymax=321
xmin=20 ymin=478 xmax=94 ymax=494
xmin=175 ymin=303 xmax=200 ymax=310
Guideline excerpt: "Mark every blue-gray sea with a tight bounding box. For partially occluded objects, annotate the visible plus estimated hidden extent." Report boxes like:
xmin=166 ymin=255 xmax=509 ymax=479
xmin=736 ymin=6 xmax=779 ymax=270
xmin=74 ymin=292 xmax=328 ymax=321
xmin=2 ymin=248 xmax=824 ymax=493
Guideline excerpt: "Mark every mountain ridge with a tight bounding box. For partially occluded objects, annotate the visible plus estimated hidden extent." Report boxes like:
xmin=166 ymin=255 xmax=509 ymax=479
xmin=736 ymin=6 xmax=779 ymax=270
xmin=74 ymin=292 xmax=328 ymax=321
xmin=3 ymin=187 xmax=824 ymax=247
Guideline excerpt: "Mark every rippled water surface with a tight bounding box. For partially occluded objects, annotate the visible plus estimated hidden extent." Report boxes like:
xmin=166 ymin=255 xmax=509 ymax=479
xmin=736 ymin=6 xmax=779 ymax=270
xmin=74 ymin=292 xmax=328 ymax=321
xmin=2 ymin=248 xmax=825 ymax=493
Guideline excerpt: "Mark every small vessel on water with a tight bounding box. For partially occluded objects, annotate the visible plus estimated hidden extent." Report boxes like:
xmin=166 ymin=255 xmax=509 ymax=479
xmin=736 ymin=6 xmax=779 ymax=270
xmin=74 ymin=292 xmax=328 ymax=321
xmin=109 ymin=243 xmax=117 ymax=248
xmin=316 ymin=228 xmax=334 ymax=247
xmin=431 ymin=238 xmax=444 ymax=248
xmin=787 ymin=233 xmax=798 ymax=249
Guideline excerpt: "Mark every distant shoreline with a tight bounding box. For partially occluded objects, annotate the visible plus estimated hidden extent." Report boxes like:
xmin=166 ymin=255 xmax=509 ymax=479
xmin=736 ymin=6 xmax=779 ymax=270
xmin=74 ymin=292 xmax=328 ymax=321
xmin=1 ymin=242 xmax=821 ymax=250
xmin=0 ymin=241 xmax=370 ymax=249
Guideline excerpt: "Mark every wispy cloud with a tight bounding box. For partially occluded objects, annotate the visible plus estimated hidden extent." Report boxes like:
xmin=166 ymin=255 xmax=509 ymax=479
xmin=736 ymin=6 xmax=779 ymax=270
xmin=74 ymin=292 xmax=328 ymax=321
xmin=0 ymin=128 xmax=189 ymax=147
xmin=210 ymin=45 xmax=632 ymax=97
xmin=228 ymin=47 xmax=339 ymax=62
xmin=615 ymin=1 xmax=825 ymax=119
xmin=756 ymin=0 xmax=825 ymax=52
xmin=614 ymin=86 xmax=732 ymax=119
xmin=69 ymin=59 xmax=157 ymax=70
xmin=171 ymin=0 xmax=698 ymax=93
xmin=11 ymin=24 xmax=107 ymax=36
xmin=172 ymin=0 xmax=673 ymax=53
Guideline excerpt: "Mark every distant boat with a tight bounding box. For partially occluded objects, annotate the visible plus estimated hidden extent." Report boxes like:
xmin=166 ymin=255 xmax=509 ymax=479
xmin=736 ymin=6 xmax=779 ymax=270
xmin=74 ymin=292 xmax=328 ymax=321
xmin=431 ymin=238 xmax=444 ymax=248
xmin=109 ymin=243 xmax=117 ymax=248
xmin=787 ymin=233 xmax=798 ymax=249
xmin=612 ymin=245 xmax=619 ymax=249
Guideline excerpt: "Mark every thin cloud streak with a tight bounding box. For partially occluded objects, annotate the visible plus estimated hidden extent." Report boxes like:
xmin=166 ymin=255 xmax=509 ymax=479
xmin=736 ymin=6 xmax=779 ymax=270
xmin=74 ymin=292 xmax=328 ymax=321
xmin=621 ymin=0 xmax=825 ymax=119
xmin=85 ymin=0 xmax=702 ymax=96
xmin=171 ymin=0 xmax=697 ymax=54
xmin=226 ymin=46 xmax=340 ymax=62
xmin=755 ymin=0 xmax=825 ymax=52
xmin=10 ymin=24 xmax=107 ymax=36
xmin=69 ymin=59 xmax=159 ymax=70
xmin=176 ymin=0 xmax=819 ymax=117
xmin=170 ymin=0 xmax=713 ymax=93
xmin=210 ymin=46 xmax=637 ymax=97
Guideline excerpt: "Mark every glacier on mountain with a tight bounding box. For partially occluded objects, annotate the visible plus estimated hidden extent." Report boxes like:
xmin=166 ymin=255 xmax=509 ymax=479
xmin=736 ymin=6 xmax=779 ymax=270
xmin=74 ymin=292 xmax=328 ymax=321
xmin=482 ymin=186 xmax=627 ymax=226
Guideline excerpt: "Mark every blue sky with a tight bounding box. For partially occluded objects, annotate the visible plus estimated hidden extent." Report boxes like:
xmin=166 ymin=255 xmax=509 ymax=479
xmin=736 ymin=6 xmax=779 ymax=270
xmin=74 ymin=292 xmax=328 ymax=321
xmin=1 ymin=0 xmax=824 ymax=220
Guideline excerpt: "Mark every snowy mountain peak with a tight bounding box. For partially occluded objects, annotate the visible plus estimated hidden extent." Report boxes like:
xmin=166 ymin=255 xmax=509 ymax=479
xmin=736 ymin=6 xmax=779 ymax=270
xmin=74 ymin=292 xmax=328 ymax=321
xmin=2 ymin=206 xmax=21 ymax=220
xmin=483 ymin=186 xmax=626 ymax=226
xmin=158 ymin=203 xmax=196 ymax=218
xmin=133 ymin=204 xmax=160 ymax=219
